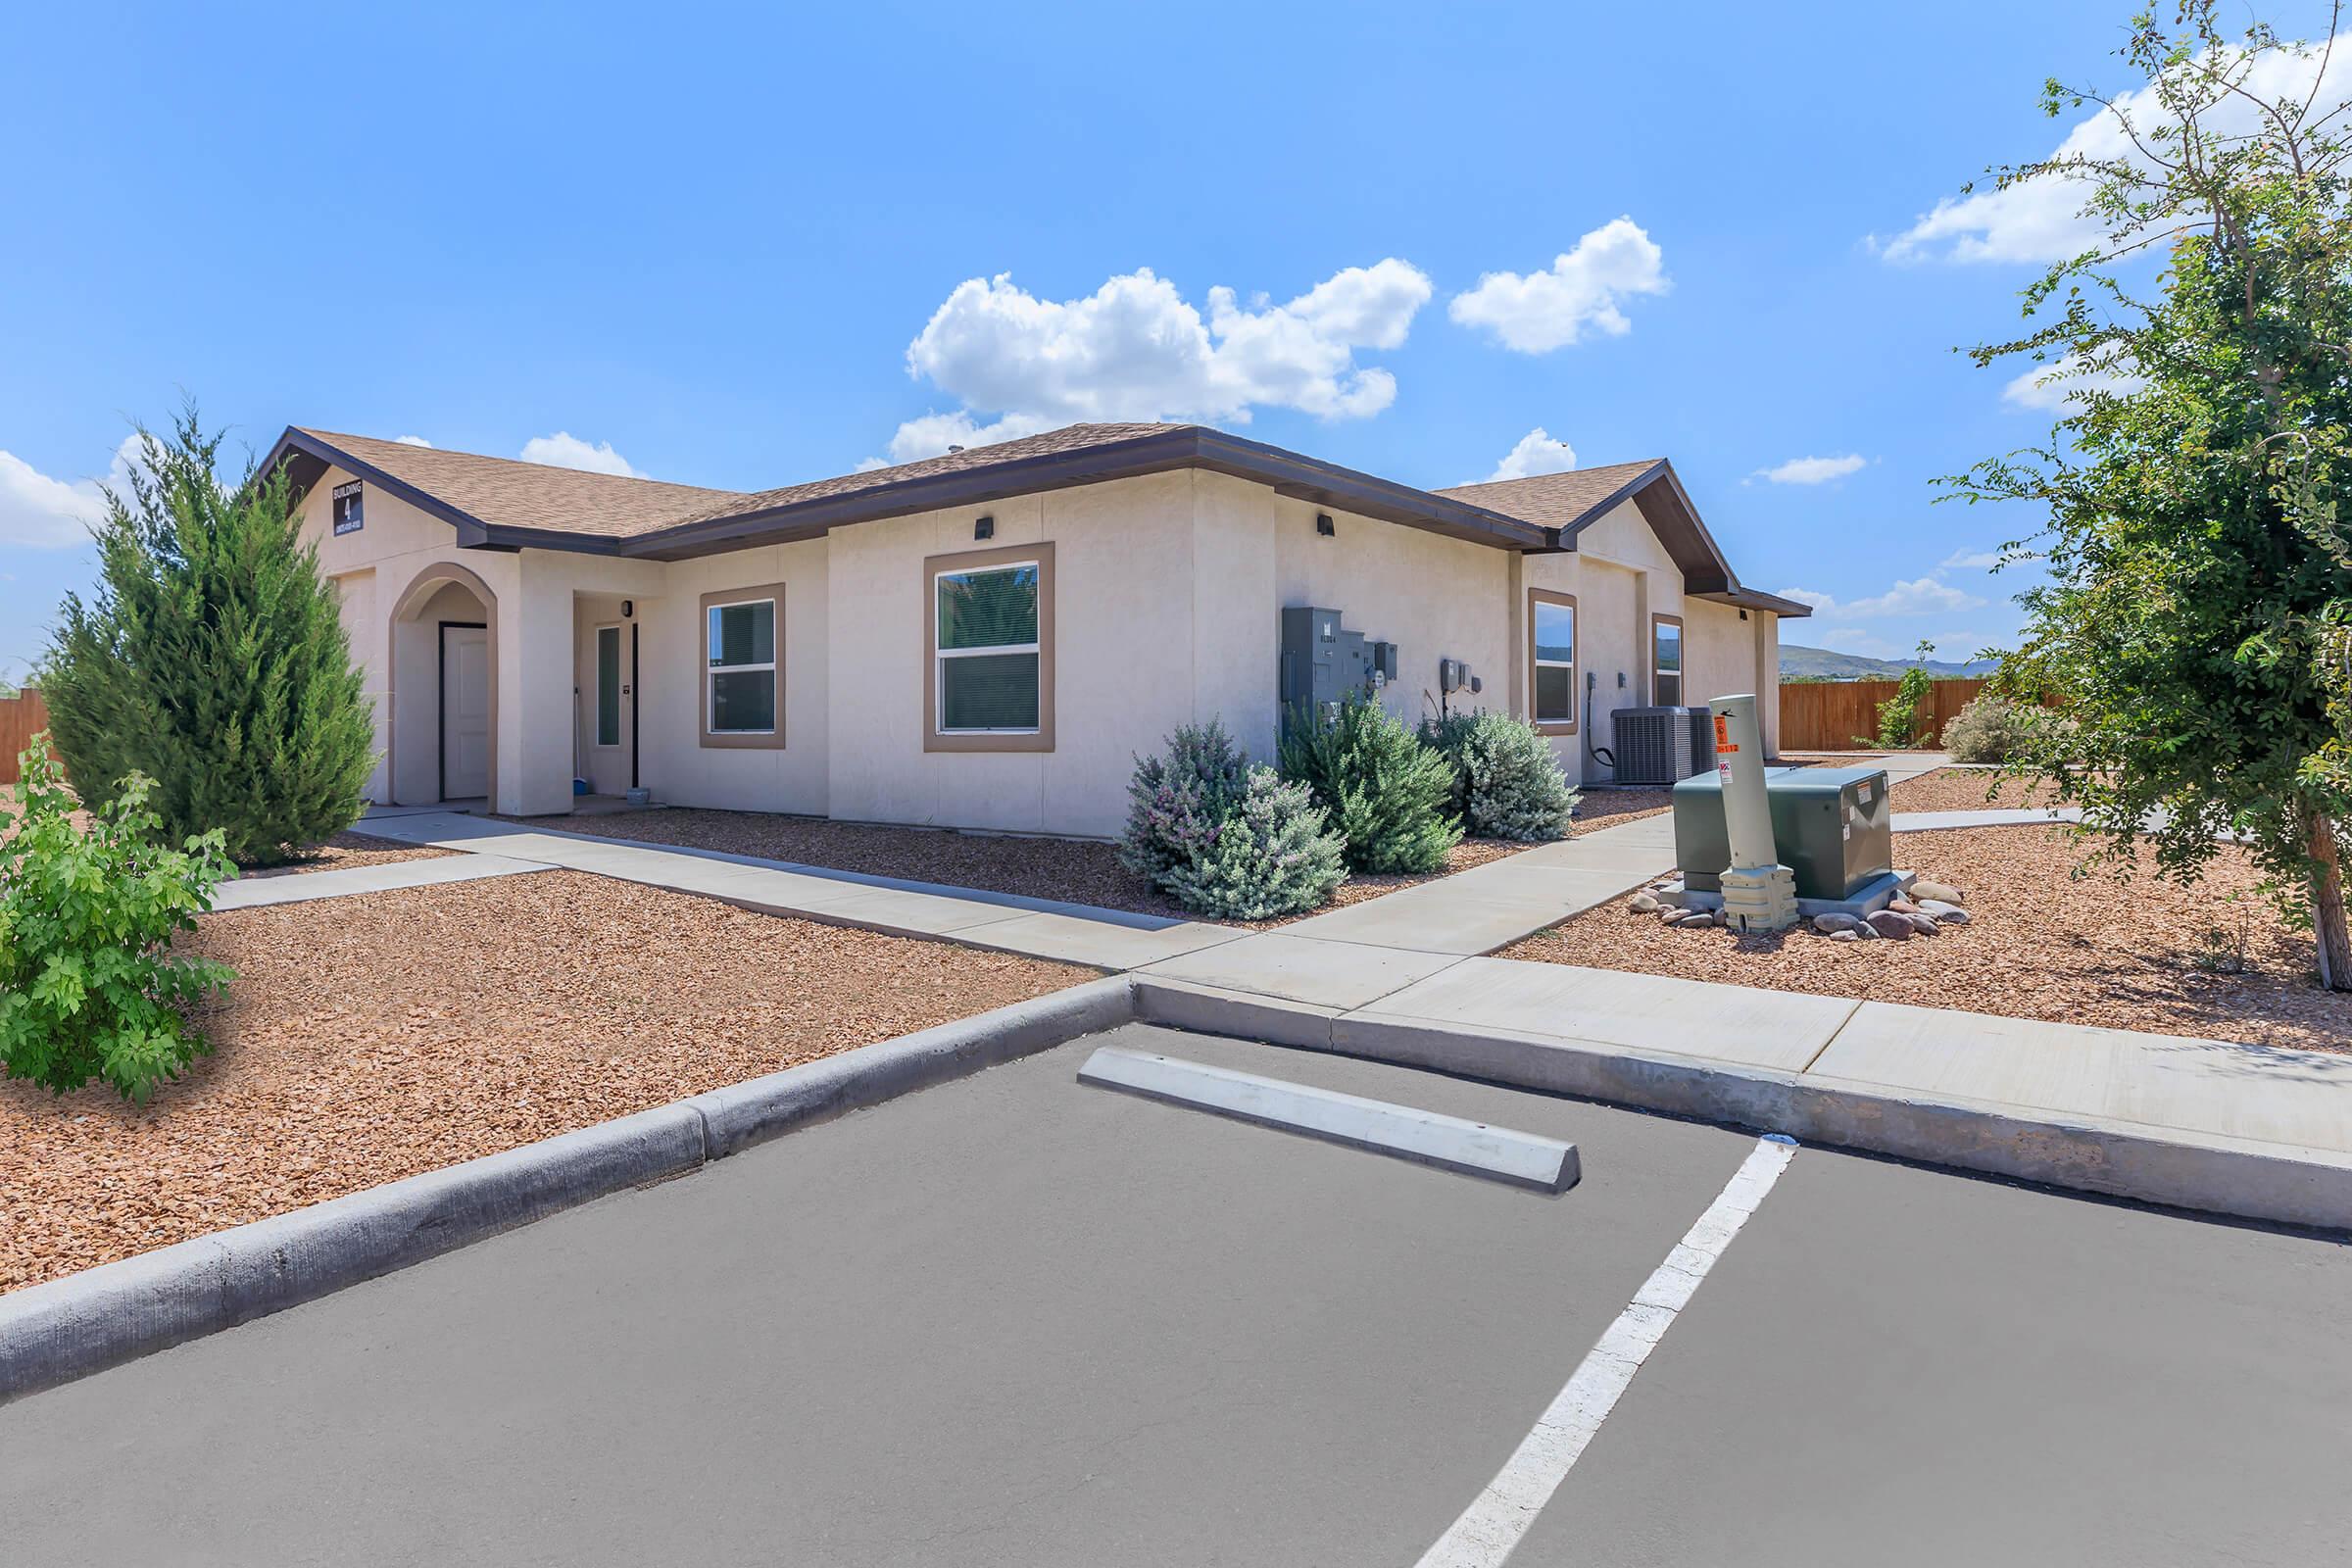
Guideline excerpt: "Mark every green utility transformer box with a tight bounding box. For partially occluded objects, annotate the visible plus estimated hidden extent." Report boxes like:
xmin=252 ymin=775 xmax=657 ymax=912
xmin=1670 ymin=765 xmax=1893 ymax=900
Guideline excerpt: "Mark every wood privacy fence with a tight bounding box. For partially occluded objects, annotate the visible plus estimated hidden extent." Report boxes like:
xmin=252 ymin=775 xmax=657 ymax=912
xmin=1779 ymin=677 xmax=1990 ymax=752
xmin=0 ymin=687 xmax=54 ymax=785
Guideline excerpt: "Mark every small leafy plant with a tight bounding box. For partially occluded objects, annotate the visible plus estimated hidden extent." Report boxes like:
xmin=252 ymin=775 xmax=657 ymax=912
xmin=1419 ymin=710 xmax=1579 ymax=842
xmin=1279 ymin=697 xmax=1462 ymax=874
xmin=0 ymin=738 xmax=233 ymax=1101
xmin=1858 ymin=642 xmax=1938 ymax=750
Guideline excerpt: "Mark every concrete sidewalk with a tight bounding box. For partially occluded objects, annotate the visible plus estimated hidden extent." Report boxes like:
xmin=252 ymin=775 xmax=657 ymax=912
xmin=213 ymin=853 xmax=552 ymax=909
xmin=354 ymin=810 xmax=1244 ymax=969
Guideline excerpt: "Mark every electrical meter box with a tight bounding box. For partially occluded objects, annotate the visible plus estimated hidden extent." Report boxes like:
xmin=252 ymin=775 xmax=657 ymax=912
xmin=1280 ymin=607 xmax=1374 ymax=717
xmin=1669 ymin=764 xmax=1893 ymax=899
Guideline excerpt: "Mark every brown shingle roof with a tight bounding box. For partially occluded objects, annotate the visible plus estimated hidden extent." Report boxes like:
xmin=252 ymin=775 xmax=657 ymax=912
xmin=662 ymin=422 xmax=1192 ymax=530
xmin=1433 ymin=461 xmax=1665 ymax=531
xmin=295 ymin=429 xmax=748 ymax=539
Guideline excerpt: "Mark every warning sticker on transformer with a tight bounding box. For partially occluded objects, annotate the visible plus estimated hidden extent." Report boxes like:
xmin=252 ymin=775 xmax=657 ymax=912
xmin=1714 ymin=713 xmax=1737 ymax=754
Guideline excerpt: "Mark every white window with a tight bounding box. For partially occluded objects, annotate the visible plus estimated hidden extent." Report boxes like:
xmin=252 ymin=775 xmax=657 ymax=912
xmin=1530 ymin=591 xmax=1577 ymax=729
xmin=1652 ymin=614 xmax=1684 ymax=707
xmin=706 ymin=597 xmax=777 ymax=735
xmin=934 ymin=561 xmax=1041 ymax=733
xmin=595 ymin=624 xmax=622 ymax=748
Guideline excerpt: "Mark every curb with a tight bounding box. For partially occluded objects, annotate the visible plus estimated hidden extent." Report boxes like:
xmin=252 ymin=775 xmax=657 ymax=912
xmin=0 ymin=975 xmax=1138 ymax=1406
xmin=1131 ymin=978 xmax=2352 ymax=1235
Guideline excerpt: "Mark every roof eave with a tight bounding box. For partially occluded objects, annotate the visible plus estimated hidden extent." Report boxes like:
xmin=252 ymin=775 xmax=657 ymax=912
xmin=263 ymin=427 xmax=505 ymax=550
xmin=614 ymin=426 xmax=1553 ymax=561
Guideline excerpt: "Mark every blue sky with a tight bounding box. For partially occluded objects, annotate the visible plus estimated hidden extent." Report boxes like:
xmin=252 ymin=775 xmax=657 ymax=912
xmin=4 ymin=1 xmax=2300 ymax=684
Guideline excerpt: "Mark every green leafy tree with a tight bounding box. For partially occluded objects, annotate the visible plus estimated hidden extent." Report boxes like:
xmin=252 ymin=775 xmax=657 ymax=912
xmin=41 ymin=406 xmax=375 ymax=865
xmin=0 ymin=739 xmax=233 ymax=1101
xmin=1860 ymin=642 xmax=1940 ymax=749
xmin=1947 ymin=3 xmax=2352 ymax=986
xmin=1278 ymin=697 xmax=1462 ymax=873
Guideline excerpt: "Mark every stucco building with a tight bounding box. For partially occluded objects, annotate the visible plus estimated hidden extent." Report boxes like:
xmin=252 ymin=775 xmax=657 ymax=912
xmin=266 ymin=422 xmax=1808 ymax=837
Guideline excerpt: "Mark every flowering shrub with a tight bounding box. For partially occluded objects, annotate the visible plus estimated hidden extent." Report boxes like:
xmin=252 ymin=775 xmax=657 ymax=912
xmin=1155 ymin=767 xmax=1347 ymax=919
xmin=0 ymin=738 xmax=232 ymax=1101
xmin=1119 ymin=721 xmax=1345 ymax=917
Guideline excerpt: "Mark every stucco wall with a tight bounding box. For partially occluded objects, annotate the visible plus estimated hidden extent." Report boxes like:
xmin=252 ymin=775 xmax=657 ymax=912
xmin=298 ymin=457 xmax=1786 ymax=829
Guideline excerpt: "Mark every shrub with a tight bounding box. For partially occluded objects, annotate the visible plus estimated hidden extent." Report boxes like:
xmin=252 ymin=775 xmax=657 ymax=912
xmin=1943 ymin=693 xmax=2036 ymax=764
xmin=1279 ymin=697 xmax=1462 ymax=874
xmin=41 ymin=406 xmax=375 ymax=866
xmin=1116 ymin=719 xmax=1250 ymax=883
xmin=1424 ymin=710 xmax=1580 ymax=841
xmin=0 ymin=739 xmax=232 ymax=1101
xmin=1858 ymin=655 xmax=1937 ymax=750
xmin=1156 ymin=766 xmax=1347 ymax=920
xmin=1415 ymin=710 xmax=1482 ymax=818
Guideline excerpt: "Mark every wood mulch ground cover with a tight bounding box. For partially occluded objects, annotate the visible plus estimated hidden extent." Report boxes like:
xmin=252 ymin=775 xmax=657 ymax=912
xmin=0 ymin=870 xmax=1090 ymax=1293
xmin=511 ymin=808 xmax=1533 ymax=927
xmin=1571 ymin=789 xmax=1674 ymax=831
xmin=1886 ymin=767 xmax=2079 ymax=814
xmin=1500 ymin=825 xmax=2349 ymax=1053
xmin=238 ymin=829 xmax=455 ymax=879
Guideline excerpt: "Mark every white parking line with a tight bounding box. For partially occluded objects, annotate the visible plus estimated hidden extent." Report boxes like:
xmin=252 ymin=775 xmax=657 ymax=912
xmin=1414 ymin=1134 xmax=1799 ymax=1567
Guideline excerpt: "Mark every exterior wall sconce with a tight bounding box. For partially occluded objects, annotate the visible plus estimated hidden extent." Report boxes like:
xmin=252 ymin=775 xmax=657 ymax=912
xmin=1316 ymin=513 xmax=1336 ymax=537
xmin=974 ymin=514 xmax=995 ymax=541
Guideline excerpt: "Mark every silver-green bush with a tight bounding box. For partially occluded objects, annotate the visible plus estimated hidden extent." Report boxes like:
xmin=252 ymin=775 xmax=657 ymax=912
xmin=1421 ymin=710 xmax=1579 ymax=841
xmin=1943 ymin=693 xmax=2035 ymax=763
xmin=1155 ymin=766 xmax=1347 ymax=919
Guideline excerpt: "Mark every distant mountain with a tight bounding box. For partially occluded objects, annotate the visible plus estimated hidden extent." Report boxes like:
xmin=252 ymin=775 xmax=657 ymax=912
xmin=1780 ymin=644 xmax=1998 ymax=680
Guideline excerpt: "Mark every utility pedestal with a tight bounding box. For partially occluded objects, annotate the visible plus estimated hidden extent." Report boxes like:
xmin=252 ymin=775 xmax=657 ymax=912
xmin=1710 ymin=692 xmax=1798 ymax=933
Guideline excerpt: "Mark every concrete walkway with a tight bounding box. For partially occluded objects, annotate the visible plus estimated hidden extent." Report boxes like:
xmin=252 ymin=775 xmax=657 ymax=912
xmin=352 ymin=810 xmax=1246 ymax=969
xmin=335 ymin=805 xmax=2352 ymax=1211
xmin=214 ymin=853 xmax=551 ymax=910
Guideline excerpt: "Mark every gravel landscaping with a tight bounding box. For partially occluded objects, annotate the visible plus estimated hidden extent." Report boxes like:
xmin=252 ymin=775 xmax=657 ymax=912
xmin=1501 ymin=824 xmax=2349 ymax=1053
xmin=504 ymin=808 xmax=1533 ymax=926
xmin=0 ymin=870 xmax=1089 ymax=1292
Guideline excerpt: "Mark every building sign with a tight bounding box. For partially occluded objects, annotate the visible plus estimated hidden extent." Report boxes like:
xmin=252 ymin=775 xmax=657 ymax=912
xmin=331 ymin=481 xmax=365 ymax=536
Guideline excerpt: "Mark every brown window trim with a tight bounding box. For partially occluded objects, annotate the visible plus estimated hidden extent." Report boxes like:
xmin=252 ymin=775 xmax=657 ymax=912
xmin=699 ymin=582 xmax=787 ymax=750
xmin=1528 ymin=587 xmax=1578 ymax=736
xmin=1650 ymin=611 xmax=1685 ymax=707
xmin=924 ymin=541 xmax=1054 ymax=754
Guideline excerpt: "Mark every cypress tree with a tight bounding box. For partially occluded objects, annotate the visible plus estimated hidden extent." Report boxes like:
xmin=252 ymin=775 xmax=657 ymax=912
xmin=41 ymin=406 xmax=375 ymax=865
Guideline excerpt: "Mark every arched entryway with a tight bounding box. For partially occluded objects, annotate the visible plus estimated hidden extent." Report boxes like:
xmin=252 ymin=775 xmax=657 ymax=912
xmin=387 ymin=562 xmax=500 ymax=808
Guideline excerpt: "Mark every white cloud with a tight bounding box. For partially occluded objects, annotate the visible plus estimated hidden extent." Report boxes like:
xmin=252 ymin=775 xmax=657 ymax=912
xmin=883 ymin=409 xmax=1060 ymax=466
xmin=886 ymin=259 xmax=1433 ymax=462
xmin=1938 ymin=547 xmax=2004 ymax=571
xmin=393 ymin=434 xmax=433 ymax=447
xmin=518 ymin=431 xmax=642 ymax=477
xmin=2000 ymin=351 xmax=2144 ymax=409
xmin=1447 ymin=218 xmax=1668 ymax=353
xmin=1756 ymin=453 xmax=1866 ymax=485
xmin=1778 ymin=577 xmax=1987 ymax=619
xmin=1480 ymin=427 xmax=1580 ymax=483
xmin=0 ymin=435 xmax=145 ymax=548
xmin=1882 ymin=31 xmax=2352 ymax=264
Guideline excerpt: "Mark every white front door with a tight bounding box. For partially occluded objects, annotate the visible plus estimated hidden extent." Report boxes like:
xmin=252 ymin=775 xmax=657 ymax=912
xmin=441 ymin=623 xmax=491 ymax=801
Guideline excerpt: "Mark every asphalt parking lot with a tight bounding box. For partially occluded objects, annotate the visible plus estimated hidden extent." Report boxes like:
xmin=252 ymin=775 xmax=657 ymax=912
xmin=5 ymin=1022 xmax=2349 ymax=1567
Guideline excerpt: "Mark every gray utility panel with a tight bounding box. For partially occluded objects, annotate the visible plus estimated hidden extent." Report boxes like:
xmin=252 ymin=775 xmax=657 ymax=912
xmin=1670 ymin=764 xmax=1893 ymax=899
xmin=1280 ymin=607 xmax=1394 ymax=719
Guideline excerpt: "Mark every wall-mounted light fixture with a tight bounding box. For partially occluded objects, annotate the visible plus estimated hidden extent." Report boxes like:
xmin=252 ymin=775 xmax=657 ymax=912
xmin=974 ymin=514 xmax=995 ymax=541
xmin=621 ymin=600 xmax=634 ymax=618
xmin=1316 ymin=513 xmax=1336 ymax=537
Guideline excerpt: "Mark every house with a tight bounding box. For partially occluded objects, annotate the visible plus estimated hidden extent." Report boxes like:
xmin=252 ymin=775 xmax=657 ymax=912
xmin=265 ymin=422 xmax=1809 ymax=837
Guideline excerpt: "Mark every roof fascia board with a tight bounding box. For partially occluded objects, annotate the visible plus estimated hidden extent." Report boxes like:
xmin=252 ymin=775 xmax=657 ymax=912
xmin=618 ymin=426 xmax=1553 ymax=561
xmin=265 ymin=428 xmax=503 ymax=550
